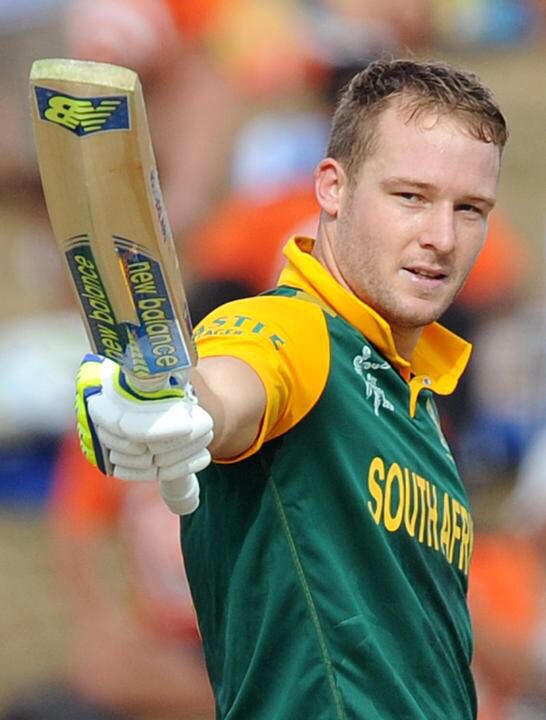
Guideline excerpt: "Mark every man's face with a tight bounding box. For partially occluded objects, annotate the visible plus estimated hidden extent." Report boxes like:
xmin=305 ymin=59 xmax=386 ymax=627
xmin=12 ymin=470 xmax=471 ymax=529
xmin=318 ymin=101 xmax=501 ymax=334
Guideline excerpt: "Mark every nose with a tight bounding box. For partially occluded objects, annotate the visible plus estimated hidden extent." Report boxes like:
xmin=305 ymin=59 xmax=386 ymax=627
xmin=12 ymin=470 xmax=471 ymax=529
xmin=418 ymin=205 xmax=456 ymax=254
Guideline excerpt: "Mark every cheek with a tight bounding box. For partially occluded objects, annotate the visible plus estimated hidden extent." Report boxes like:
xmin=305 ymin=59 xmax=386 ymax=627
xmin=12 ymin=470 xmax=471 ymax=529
xmin=370 ymin=203 xmax=420 ymax=249
xmin=458 ymin=223 xmax=487 ymax=269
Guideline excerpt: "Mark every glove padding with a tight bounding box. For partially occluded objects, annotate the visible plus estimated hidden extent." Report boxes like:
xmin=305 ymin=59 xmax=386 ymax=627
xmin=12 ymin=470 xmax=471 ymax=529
xmin=76 ymin=354 xmax=213 ymax=514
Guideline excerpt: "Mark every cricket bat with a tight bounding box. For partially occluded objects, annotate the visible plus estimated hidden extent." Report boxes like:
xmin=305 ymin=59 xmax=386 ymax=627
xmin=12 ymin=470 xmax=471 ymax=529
xmin=29 ymin=58 xmax=198 ymax=508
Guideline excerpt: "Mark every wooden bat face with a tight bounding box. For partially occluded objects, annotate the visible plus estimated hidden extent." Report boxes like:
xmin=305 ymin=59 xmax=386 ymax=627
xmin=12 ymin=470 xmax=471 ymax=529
xmin=30 ymin=59 xmax=196 ymax=381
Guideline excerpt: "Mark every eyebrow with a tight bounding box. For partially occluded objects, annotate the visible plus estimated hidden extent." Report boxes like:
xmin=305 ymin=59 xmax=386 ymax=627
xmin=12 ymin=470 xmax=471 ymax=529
xmin=382 ymin=176 xmax=436 ymax=191
xmin=381 ymin=176 xmax=496 ymax=210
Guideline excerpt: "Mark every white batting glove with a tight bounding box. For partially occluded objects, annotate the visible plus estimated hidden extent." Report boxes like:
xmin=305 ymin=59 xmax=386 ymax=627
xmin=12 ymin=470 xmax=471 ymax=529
xmin=76 ymin=354 xmax=213 ymax=514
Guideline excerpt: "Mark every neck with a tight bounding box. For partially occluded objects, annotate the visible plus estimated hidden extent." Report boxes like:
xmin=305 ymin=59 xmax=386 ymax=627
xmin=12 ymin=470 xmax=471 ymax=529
xmin=314 ymin=228 xmax=422 ymax=364
xmin=312 ymin=228 xmax=353 ymax=292
xmin=390 ymin=326 xmax=422 ymax=363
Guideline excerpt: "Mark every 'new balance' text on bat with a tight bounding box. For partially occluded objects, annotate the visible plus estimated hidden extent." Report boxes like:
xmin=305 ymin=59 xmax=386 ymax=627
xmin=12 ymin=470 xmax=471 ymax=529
xmin=29 ymin=58 xmax=196 ymax=388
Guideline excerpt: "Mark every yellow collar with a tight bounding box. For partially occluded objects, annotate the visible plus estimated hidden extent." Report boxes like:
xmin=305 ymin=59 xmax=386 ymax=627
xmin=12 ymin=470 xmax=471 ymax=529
xmin=278 ymin=237 xmax=471 ymax=415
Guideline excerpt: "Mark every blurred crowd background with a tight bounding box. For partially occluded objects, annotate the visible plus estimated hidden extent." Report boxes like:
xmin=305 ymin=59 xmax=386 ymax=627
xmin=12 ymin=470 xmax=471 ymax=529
xmin=0 ymin=1 xmax=546 ymax=719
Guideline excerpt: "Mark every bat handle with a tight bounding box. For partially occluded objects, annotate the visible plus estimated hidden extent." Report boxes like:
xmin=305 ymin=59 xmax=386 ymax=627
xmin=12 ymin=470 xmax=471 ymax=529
xmin=127 ymin=370 xmax=200 ymax=515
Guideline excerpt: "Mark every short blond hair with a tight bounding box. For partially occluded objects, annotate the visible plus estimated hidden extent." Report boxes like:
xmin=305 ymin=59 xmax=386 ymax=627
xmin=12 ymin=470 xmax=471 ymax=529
xmin=327 ymin=58 xmax=508 ymax=180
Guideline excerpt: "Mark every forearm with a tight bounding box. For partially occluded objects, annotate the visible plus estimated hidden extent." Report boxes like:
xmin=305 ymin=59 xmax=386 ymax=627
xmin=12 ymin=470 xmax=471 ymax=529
xmin=190 ymin=356 xmax=266 ymax=460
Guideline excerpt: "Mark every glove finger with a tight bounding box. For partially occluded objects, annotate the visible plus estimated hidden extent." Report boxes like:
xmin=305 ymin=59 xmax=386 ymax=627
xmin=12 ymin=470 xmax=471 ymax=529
xmin=144 ymin=401 xmax=208 ymax=442
xmin=146 ymin=406 xmax=213 ymax=450
xmin=190 ymin=404 xmax=215 ymax=438
xmin=113 ymin=465 xmax=158 ymax=482
xmin=119 ymin=401 xmax=194 ymax=442
xmin=159 ymin=475 xmax=200 ymax=515
xmin=97 ymin=426 xmax=147 ymax=455
xmin=110 ymin=449 xmax=154 ymax=469
xmin=87 ymin=393 xmax=124 ymax=434
xmin=146 ymin=435 xmax=185 ymax=456
xmin=157 ymin=449 xmax=211 ymax=481
xmin=145 ymin=402 xmax=214 ymax=444
xmin=149 ymin=430 xmax=214 ymax=459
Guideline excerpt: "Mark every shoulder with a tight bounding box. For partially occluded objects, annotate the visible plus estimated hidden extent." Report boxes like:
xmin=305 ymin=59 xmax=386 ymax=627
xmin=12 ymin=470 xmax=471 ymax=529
xmin=194 ymin=292 xmax=330 ymax=356
xmin=195 ymin=292 xmax=332 ymax=455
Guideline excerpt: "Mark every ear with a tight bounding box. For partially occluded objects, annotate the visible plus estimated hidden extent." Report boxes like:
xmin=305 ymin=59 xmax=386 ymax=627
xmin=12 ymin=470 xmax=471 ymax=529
xmin=314 ymin=158 xmax=347 ymax=218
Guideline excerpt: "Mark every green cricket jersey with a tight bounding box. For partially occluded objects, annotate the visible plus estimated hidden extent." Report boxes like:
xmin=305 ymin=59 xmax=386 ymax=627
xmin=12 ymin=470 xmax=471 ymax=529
xmin=182 ymin=236 xmax=476 ymax=719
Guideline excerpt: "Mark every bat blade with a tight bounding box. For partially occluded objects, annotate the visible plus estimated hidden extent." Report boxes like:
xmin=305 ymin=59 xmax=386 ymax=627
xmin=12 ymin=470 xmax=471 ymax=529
xmin=29 ymin=58 xmax=196 ymax=385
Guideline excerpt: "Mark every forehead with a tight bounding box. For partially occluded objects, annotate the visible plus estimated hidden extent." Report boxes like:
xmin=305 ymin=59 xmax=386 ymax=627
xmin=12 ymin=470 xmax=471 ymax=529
xmin=362 ymin=102 xmax=501 ymax=194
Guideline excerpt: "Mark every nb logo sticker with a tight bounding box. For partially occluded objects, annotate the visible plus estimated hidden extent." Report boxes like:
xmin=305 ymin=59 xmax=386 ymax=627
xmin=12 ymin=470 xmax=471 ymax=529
xmin=34 ymin=86 xmax=130 ymax=135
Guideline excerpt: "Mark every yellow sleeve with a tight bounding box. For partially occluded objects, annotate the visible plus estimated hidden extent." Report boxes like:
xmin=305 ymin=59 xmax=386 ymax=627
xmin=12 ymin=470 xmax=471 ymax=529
xmin=193 ymin=295 xmax=330 ymax=462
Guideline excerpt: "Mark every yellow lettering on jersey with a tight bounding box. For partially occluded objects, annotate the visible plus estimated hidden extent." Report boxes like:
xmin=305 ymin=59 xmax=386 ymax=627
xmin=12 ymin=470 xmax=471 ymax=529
xmin=449 ymin=499 xmax=463 ymax=565
xmin=403 ymin=470 xmax=418 ymax=537
xmin=440 ymin=493 xmax=452 ymax=560
xmin=195 ymin=315 xmax=286 ymax=350
xmin=366 ymin=458 xmax=473 ymax=576
xmin=426 ymin=483 xmax=440 ymax=551
xmin=384 ymin=463 xmax=404 ymax=532
xmin=458 ymin=505 xmax=472 ymax=574
xmin=367 ymin=457 xmax=385 ymax=524
xmin=415 ymin=475 xmax=427 ymax=544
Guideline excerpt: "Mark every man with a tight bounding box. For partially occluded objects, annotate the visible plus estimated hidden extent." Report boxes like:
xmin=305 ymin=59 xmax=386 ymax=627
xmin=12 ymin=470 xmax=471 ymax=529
xmin=76 ymin=59 xmax=507 ymax=718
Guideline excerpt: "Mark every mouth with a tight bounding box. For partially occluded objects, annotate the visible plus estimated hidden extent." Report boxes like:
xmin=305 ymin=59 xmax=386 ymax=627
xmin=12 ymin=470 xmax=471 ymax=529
xmin=402 ymin=266 xmax=448 ymax=289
